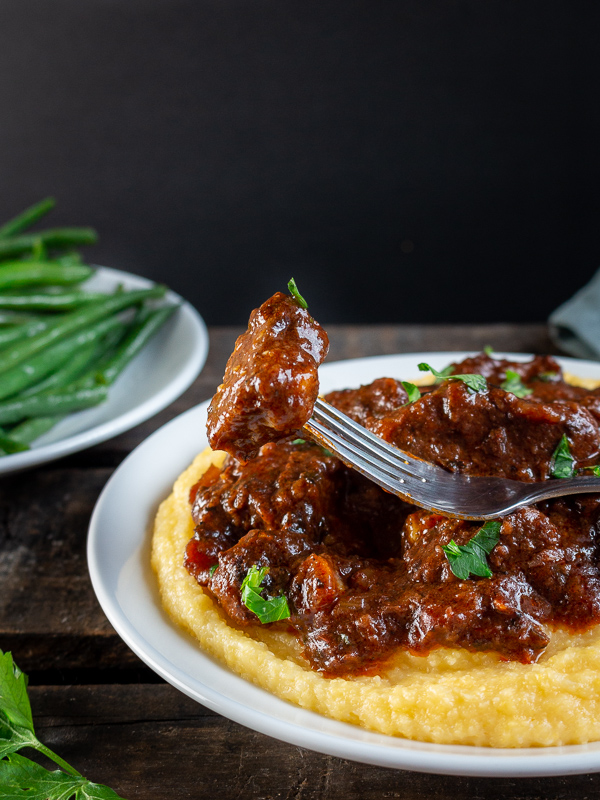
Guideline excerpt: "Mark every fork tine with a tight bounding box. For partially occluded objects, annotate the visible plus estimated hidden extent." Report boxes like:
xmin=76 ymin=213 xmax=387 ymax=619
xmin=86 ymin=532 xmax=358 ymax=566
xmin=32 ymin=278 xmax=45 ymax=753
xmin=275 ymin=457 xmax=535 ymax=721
xmin=304 ymin=417 xmax=426 ymax=506
xmin=308 ymin=400 xmax=600 ymax=520
xmin=304 ymin=417 xmax=413 ymax=483
xmin=313 ymin=398 xmax=423 ymax=465
xmin=312 ymin=398 xmax=443 ymax=478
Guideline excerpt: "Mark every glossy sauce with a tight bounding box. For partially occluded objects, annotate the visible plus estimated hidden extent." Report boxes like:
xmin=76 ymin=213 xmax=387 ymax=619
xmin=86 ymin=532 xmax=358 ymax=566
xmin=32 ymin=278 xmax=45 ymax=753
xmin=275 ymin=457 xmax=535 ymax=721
xmin=190 ymin=303 xmax=600 ymax=677
xmin=207 ymin=292 xmax=329 ymax=461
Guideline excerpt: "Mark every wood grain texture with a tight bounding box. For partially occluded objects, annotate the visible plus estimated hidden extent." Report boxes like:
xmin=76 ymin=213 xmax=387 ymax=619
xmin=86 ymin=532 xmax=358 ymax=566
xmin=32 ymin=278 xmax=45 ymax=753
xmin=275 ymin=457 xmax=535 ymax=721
xmin=28 ymin=685 xmax=600 ymax=800
xmin=0 ymin=466 xmax=138 ymax=673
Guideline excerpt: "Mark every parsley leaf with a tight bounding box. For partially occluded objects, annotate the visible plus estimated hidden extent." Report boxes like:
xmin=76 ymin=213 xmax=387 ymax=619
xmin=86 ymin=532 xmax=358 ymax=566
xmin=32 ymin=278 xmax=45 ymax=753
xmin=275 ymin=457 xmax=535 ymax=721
xmin=0 ymin=651 xmax=39 ymax=759
xmin=418 ymin=363 xmax=487 ymax=393
xmin=241 ymin=565 xmax=291 ymax=624
xmin=501 ymin=370 xmax=533 ymax=398
xmin=0 ymin=649 xmax=127 ymax=798
xmin=209 ymin=564 xmax=218 ymax=577
xmin=287 ymin=277 xmax=308 ymax=309
xmin=484 ymin=345 xmax=494 ymax=356
xmin=401 ymin=381 xmax=421 ymax=405
xmin=551 ymin=434 xmax=575 ymax=479
xmin=538 ymin=371 xmax=559 ymax=382
xmin=442 ymin=520 xmax=501 ymax=580
xmin=432 ymin=364 xmax=453 ymax=382
xmin=0 ymin=651 xmax=33 ymax=734
xmin=0 ymin=752 xmax=125 ymax=799
xmin=291 ymin=438 xmax=335 ymax=458
xmin=583 ymin=465 xmax=600 ymax=477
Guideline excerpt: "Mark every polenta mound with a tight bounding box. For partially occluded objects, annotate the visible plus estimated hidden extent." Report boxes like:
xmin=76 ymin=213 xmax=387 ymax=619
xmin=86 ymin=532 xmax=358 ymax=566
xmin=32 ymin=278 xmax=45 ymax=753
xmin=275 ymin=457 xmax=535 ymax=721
xmin=152 ymin=446 xmax=600 ymax=748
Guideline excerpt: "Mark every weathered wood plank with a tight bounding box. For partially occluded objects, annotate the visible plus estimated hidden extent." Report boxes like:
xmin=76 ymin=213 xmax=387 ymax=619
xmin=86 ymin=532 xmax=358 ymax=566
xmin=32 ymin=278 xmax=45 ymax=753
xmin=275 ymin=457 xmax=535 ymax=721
xmin=27 ymin=684 xmax=600 ymax=800
xmin=0 ymin=466 xmax=137 ymax=672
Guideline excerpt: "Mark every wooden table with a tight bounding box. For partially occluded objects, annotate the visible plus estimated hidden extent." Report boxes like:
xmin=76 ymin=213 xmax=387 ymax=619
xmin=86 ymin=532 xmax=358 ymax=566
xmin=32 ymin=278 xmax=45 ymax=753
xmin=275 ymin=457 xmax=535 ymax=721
xmin=3 ymin=323 xmax=599 ymax=799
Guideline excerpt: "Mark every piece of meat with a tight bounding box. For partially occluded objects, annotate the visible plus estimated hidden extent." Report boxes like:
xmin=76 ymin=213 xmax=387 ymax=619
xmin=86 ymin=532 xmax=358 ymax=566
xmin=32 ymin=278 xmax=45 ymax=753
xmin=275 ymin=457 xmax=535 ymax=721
xmin=207 ymin=292 xmax=329 ymax=461
xmin=367 ymin=380 xmax=600 ymax=481
xmin=186 ymin=349 xmax=600 ymax=677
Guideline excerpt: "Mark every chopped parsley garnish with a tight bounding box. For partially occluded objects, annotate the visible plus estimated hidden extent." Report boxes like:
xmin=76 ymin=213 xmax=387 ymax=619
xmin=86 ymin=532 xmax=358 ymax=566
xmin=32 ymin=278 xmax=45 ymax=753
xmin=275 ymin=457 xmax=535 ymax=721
xmin=287 ymin=277 xmax=308 ymax=309
xmin=484 ymin=345 xmax=494 ymax=356
xmin=432 ymin=364 xmax=454 ymax=381
xmin=418 ymin=363 xmax=487 ymax=393
xmin=442 ymin=520 xmax=501 ymax=580
xmin=209 ymin=564 xmax=218 ymax=577
xmin=583 ymin=465 xmax=600 ymax=477
xmin=551 ymin=434 xmax=575 ymax=479
xmin=401 ymin=381 xmax=421 ymax=405
xmin=0 ymin=649 xmax=126 ymax=798
xmin=501 ymin=370 xmax=533 ymax=398
xmin=240 ymin=565 xmax=291 ymax=624
xmin=291 ymin=437 xmax=335 ymax=458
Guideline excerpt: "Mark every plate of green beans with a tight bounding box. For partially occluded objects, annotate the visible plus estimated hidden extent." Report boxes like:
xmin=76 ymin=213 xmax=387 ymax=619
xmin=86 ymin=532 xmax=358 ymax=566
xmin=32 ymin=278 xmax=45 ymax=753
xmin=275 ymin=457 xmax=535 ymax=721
xmin=0 ymin=198 xmax=208 ymax=474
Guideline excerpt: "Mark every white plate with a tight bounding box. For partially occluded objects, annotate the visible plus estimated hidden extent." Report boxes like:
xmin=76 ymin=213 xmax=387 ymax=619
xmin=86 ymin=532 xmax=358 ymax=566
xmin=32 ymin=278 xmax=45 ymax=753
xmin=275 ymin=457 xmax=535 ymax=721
xmin=88 ymin=351 xmax=600 ymax=777
xmin=0 ymin=266 xmax=208 ymax=474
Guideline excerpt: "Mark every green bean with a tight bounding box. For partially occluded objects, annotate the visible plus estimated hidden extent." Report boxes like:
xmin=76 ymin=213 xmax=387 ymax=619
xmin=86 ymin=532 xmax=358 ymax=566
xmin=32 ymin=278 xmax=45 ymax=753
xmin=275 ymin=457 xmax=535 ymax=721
xmin=0 ymin=316 xmax=65 ymax=349
xmin=1 ymin=286 xmax=75 ymax=296
xmin=73 ymin=312 xmax=145 ymax=389
xmin=0 ymin=313 xmax=126 ymax=401
xmin=0 ymin=434 xmax=29 ymax=454
xmin=0 ymin=385 xmax=108 ymax=425
xmin=0 ymin=284 xmax=165 ymax=376
xmin=6 ymin=326 xmax=127 ymax=445
xmin=55 ymin=251 xmax=82 ymax=267
xmin=0 ymin=311 xmax=41 ymax=325
xmin=31 ymin=237 xmax=46 ymax=261
xmin=0 ymin=197 xmax=56 ymax=239
xmin=0 ymin=261 xmax=93 ymax=289
xmin=21 ymin=321 xmax=127 ymax=398
xmin=20 ymin=340 xmax=99 ymax=398
xmin=0 ymin=227 xmax=98 ymax=260
xmin=5 ymin=302 xmax=172 ymax=448
xmin=0 ymin=291 xmax=108 ymax=310
xmin=96 ymin=305 xmax=176 ymax=385
xmin=8 ymin=416 xmax=59 ymax=445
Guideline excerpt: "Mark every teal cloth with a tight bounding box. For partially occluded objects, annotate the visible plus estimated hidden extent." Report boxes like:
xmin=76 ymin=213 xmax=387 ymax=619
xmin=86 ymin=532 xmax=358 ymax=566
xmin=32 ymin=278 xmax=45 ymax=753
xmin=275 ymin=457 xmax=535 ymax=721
xmin=549 ymin=269 xmax=600 ymax=359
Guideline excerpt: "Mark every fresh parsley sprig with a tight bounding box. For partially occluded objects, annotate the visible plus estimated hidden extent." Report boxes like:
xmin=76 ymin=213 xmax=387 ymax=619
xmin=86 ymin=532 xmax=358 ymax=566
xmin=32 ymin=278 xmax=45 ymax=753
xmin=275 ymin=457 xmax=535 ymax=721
xmin=551 ymin=434 xmax=575 ymax=479
xmin=0 ymin=649 xmax=126 ymax=799
xmin=291 ymin=437 xmax=335 ymax=458
xmin=537 ymin=371 xmax=559 ymax=382
xmin=501 ymin=370 xmax=533 ymax=398
xmin=287 ymin=277 xmax=308 ymax=309
xmin=241 ymin=565 xmax=291 ymax=624
xmin=401 ymin=381 xmax=421 ymax=405
xmin=442 ymin=520 xmax=501 ymax=580
xmin=418 ymin=363 xmax=487 ymax=393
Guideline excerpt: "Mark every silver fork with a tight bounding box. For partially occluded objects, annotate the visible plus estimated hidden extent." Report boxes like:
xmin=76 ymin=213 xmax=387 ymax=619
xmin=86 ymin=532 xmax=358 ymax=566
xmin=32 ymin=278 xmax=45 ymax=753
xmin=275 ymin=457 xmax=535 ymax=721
xmin=303 ymin=398 xmax=600 ymax=520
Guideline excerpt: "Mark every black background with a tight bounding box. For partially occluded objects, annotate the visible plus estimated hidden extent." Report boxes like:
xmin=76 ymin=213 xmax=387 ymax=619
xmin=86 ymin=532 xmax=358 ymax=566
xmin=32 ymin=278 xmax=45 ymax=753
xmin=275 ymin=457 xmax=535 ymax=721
xmin=0 ymin=0 xmax=598 ymax=326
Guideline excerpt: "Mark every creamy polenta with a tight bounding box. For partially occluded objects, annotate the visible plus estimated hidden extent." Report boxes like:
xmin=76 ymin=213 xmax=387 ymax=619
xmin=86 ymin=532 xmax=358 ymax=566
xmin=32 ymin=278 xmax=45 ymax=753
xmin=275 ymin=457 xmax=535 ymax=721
xmin=152 ymin=446 xmax=600 ymax=749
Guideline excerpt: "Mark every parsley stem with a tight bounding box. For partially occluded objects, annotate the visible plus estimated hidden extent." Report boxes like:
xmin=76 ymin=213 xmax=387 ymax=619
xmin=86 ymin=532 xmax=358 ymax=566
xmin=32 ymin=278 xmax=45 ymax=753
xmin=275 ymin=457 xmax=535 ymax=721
xmin=35 ymin=741 xmax=83 ymax=777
